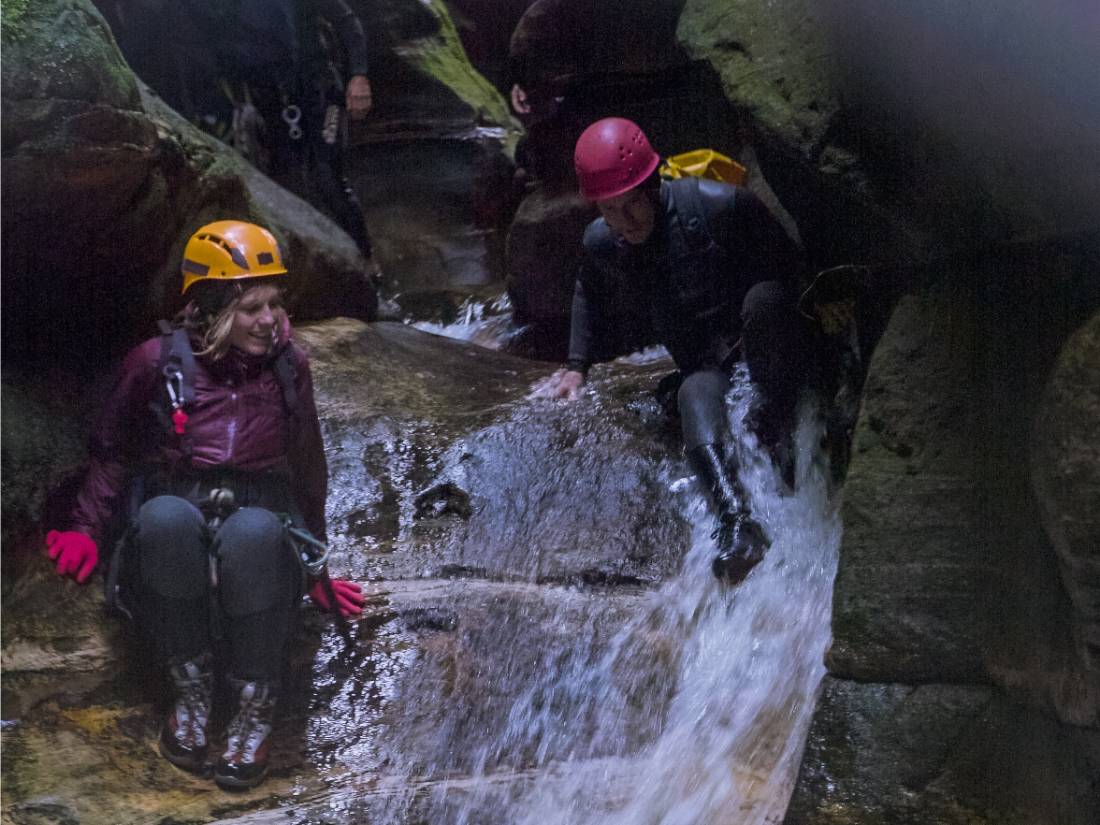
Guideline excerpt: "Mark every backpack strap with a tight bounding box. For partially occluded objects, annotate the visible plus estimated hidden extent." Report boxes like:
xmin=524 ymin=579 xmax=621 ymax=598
xmin=150 ymin=321 xmax=196 ymax=461
xmin=676 ymin=176 xmax=714 ymax=248
xmin=271 ymin=346 xmax=300 ymax=422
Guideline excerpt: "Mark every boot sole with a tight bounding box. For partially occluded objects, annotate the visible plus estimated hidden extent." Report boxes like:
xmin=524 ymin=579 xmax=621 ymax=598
xmin=214 ymin=766 xmax=269 ymax=791
xmin=158 ymin=737 xmax=207 ymax=774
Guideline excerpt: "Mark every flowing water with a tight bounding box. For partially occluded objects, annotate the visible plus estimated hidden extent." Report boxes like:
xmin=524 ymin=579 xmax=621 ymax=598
xmin=410 ymin=295 xmax=516 ymax=348
xmin=336 ymin=347 xmax=842 ymax=824
xmin=465 ymin=382 xmax=836 ymax=824
xmin=281 ymin=309 xmax=842 ymax=824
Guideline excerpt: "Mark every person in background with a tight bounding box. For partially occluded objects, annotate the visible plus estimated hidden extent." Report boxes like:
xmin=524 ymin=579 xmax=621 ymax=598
xmin=192 ymin=0 xmax=381 ymax=287
xmin=44 ymin=220 xmax=364 ymax=790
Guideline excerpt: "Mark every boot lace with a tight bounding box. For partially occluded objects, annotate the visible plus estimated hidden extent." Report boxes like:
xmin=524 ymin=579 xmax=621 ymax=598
xmin=169 ymin=660 xmax=212 ymax=747
xmin=224 ymin=683 xmax=275 ymax=762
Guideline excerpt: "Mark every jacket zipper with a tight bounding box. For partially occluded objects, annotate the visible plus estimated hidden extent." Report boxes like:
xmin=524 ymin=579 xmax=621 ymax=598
xmin=226 ymin=388 xmax=238 ymax=461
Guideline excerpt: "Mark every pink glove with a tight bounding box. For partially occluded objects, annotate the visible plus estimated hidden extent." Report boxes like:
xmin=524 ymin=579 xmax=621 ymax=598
xmin=309 ymin=577 xmax=365 ymax=618
xmin=46 ymin=530 xmax=99 ymax=584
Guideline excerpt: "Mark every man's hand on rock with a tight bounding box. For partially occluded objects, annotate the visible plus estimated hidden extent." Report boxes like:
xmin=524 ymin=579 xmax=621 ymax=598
xmin=549 ymin=369 xmax=585 ymax=400
xmin=531 ymin=369 xmax=585 ymax=400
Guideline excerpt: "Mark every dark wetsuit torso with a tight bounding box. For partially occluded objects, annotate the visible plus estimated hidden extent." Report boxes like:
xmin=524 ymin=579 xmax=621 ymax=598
xmin=567 ymin=177 xmax=810 ymax=450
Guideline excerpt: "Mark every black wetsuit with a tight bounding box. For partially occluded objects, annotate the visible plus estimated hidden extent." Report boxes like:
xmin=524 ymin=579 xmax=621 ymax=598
xmin=567 ymin=177 xmax=811 ymax=449
xmin=196 ymin=0 xmax=374 ymax=259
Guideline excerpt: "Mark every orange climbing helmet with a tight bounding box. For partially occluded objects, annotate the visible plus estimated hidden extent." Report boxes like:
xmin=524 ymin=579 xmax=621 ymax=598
xmin=574 ymin=117 xmax=661 ymax=202
xmin=180 ymin=220 xmax=287 ymax=295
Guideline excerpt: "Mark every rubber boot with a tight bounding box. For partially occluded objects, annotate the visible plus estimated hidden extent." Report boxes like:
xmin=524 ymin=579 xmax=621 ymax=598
xmin=688 ymin=444 xmax=769 ymax=584
xmin=214 ymin=680 xmax=278 ymax=790
xmin=158 ymin=653 xmax=214 ymax=773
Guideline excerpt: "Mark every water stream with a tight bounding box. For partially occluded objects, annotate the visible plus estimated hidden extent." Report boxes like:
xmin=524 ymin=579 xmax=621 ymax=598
xmin=359 ymin=330 xmax=841 ymax=823
xmin=274 ymin=312 xmax=842 ymax=825
xmin=463 ymin=382 xmax=837 ymax=824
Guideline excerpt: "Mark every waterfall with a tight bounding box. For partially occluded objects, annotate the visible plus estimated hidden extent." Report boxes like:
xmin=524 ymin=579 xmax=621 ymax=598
xmin=363 ymin=365 xmax=842 ymax=824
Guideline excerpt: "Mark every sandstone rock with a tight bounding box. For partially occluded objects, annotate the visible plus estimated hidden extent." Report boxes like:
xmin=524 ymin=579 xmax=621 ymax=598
xmin=1 ymin=321 xmax=689 ymax=823
xmin=2 ymin=0 xmax=377 ymax=368
xmin=831 ymin=252 xmax=1100 ymax=725
xmin=785 ymin=677 xmax=1100 ymax=825
xmin=1031 ymin=310 xmax=1100 ymax=678
xmin=504 ymin=187 xmax=594 ymax=358
xmin=677 ymin=0 xmax=1100 ymax=266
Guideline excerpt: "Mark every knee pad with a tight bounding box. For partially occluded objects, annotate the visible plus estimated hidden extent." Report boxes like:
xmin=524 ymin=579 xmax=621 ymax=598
xmin=132 ymin=496 xmax=210 ymax=600
xmin=742 ymin=281 xmax=791 ymax=319
xmin=216 ymin=508 xmax=298 ymax=618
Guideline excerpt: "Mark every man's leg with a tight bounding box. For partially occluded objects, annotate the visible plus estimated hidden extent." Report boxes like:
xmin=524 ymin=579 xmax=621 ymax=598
xmin=679 ymin=370 xmax=769 ymax=584
xmin=213 ymin=507 xmax=301 ymax=790
xmin=130 ymin=495 xmax=215 ymax=772
xmin=741 ymin=280 xmax=811 ymax=486
xmin=306 ymin=93 xmax=375 ymax=264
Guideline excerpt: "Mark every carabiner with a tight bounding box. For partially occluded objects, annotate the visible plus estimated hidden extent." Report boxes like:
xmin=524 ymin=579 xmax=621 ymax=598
xmin=164 ymin=369 xmax=183 ymax=409
xmin=282 ymin=104 xmax=303 ymax=141
xmin=163 ymin=369 xmax=190 ymax=434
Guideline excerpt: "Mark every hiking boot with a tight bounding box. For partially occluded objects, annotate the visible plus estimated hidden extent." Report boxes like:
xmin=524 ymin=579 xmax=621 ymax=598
xmin=214 ymin=680 xmax=277 ymax=791
xmin=158 ymin=654 xmax=214 ymax=773
xmin=688 ymin=443 xmax=770 ymax=585
xmin=712 ymin=513 xmax=769 ymax=584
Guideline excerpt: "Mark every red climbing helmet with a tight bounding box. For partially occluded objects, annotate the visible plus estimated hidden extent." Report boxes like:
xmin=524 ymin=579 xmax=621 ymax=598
xmin=574 ymin=117 xmax=661 ymax=201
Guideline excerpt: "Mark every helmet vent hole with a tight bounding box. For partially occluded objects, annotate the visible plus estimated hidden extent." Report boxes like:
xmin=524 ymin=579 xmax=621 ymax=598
xmin=228 ymin=248 xmax=249 ymax=269
xmin=257 ymin=252 xmax=275 ymax=265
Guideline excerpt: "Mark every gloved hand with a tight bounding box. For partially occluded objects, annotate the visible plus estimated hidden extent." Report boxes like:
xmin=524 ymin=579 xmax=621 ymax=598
xmin=309 ymin=577 xmax=365 ymax=618
xmin=45 ymin=530 xmax=99 ymax=584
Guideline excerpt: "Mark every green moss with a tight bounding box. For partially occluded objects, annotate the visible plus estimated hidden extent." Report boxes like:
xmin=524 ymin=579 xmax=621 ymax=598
xmin=677 ymin=0 xmax=838 ymax=156
xmin=402 ymin=0 xmax=519 ymax=153
xmin=1 ymin=0 xmax=139 ymax=107
xmin=2 ymin=0 xmax=34 ymax=41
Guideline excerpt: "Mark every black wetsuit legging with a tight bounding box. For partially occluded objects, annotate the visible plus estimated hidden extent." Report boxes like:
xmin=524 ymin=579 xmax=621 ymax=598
xmin=123 ymin=473 xmax=304 ymax=684
xmin=677 ymin=280 xmax=812 ymax=450
xmin=251 ymin=74 xmax=373 ymax=261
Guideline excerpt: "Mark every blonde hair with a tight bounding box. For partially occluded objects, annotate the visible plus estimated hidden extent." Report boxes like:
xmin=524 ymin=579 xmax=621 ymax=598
xmin=186 ymin=283 xmax=285 ymax=360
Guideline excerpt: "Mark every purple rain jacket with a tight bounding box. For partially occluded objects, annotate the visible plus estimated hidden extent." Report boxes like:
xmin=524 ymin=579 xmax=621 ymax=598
xmin=68 ymin=331 xmax=327 ymax=544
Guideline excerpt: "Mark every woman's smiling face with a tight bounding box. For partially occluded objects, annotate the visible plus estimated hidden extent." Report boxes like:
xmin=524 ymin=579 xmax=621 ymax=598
xmin=227 ymin=284 xmax=284 ymax=356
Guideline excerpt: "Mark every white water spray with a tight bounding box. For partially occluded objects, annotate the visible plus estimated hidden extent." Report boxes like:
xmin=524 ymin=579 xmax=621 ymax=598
xmin=444 ymin=366 xmax=841 ymax=824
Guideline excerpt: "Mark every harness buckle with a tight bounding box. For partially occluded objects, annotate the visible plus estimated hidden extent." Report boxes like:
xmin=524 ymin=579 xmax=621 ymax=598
xmin=286 ymin=525 xmax=330 ymax=578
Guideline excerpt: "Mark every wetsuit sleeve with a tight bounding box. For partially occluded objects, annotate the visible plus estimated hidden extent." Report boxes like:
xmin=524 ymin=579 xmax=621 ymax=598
xmin=317 ymin=0 xmax=369 ymax=77
xmin=708 ymin=183 xmax=807 ymax=289
xmin=69 ymin=340 xmax=160 ymax=543
xmin=566 ymin=274 xmax=598 ymax=375
xmin=288 ymin=348 xmax=329 ymax=543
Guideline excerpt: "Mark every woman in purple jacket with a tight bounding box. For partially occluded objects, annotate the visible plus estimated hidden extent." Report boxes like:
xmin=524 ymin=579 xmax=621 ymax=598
xmin=44 ymin=220 xmax=364 ymax=790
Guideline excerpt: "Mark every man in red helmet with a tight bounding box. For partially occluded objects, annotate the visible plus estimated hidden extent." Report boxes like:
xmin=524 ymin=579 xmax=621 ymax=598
xmin=546 ymin=117 xmax=811 ymax=584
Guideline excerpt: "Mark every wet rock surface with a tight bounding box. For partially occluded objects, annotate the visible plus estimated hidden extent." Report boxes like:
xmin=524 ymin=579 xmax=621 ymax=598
xmin=1 ymin=321 xmax=690 ymax=824
xmin=1031 ymin=310 xmax=1100 ymax=678
xmin=788 ymin=241 xmax=1100 ymax=823
xmin=786 ymin=677 xmax=1100 ymax=825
